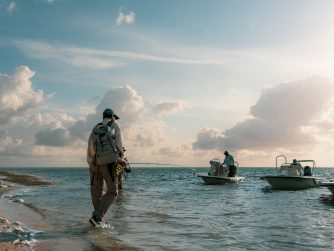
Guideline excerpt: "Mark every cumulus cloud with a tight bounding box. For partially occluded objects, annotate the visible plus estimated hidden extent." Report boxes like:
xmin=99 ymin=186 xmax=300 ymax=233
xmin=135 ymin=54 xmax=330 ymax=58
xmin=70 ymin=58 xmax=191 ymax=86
xmin=124 ymin=121 xmax=166 ymax=147
xmin=96 ymin=86 xmax=146 ymax=128
xmin=115 ymin=11 xmax=136 ymax=25
xmin=152 ymin=101 xmax=186 ymax=116
xmin=0 ymin=66 xmax=44 ymax=127
xmin=0 ymin=111 xmax=77 ymax=157
xmin=155 ymin=142 xmax=222 ymax=167
xmin=193 ymin=127 xmax=225 ymax=150
xmin=0 ymin=137 xmax=25 ymax=156
xmin=34 ymin=85 xmax=147 ymax=147
xmin=80 ymin=85 xmax=146 ymax=131
xmin=0 ymin=66 xmax=83 ymax=160
xmin=250 ymin=76 xmax=333 ymax=125
xmin=313 ymin=106 xmax=334 ymax=133
xmin=35 ymin=128 xmax=74 ymax=147
xmin=157 ymin=144 xmax=191 ymax=157
xmin=0 ymin=67 xmax=159 ymax=165
xmin=193 ymin=76 xmax=334 ymax=151
xmin=33 ymin=85 xmax=177 ymax=157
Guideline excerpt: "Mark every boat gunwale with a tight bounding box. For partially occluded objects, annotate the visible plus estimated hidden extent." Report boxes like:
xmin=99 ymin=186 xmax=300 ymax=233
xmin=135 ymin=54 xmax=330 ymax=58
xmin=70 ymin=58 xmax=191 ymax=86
xmin=262 ymin=175 xmax=321 ymax=180
xmin=197 ymin=173 xmax=244 ymax=180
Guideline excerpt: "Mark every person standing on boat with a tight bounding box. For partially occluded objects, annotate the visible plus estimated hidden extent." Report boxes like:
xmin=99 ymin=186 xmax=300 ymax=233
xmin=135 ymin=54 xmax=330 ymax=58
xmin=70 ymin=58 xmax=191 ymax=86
xmin=87 ymin=108 xmax=125 ymax=227
xmin=223 ymin=151 xmax=236 ymax=177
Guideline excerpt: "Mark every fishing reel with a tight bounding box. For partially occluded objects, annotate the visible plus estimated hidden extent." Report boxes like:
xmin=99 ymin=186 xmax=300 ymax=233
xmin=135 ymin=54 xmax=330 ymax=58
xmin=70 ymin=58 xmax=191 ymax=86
xmin=120 ymin=148 xmax=131 ymax=173
xmin=115 ymin=156 xmax=131 ymax=175
xmin=123 ymin=158 xmax=131 ymax=173
xmin=116 ymin=157 xmax=131 ymax=183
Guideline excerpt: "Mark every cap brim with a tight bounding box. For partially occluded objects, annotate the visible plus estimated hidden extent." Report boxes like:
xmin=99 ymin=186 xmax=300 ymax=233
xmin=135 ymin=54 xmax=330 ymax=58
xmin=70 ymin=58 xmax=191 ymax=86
xmin=114 ymin=114 xmax=120 ymax=120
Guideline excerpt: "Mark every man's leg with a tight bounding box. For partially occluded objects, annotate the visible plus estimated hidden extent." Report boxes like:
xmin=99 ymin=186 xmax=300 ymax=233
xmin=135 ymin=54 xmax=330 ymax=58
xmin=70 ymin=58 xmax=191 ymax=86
xmin=228 ymin=165 xmax=236 ymax=177
xmin=94 ymin=163 xmax=118 ymax=219
xmin=90 ymin=169 xmax=103 ymax=216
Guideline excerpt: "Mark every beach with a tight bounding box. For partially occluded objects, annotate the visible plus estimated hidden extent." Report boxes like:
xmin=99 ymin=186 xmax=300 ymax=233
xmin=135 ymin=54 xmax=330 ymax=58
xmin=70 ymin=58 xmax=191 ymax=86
xmin=0 ymin=171 xmax=87 ymax=251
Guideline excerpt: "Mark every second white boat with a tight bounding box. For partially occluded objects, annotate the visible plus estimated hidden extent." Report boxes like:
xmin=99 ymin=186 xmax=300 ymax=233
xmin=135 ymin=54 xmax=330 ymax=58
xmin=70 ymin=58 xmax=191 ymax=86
xmin=319 ymin=181 xmax=334 ymax=194
xmin=261 ymin=155 xmax=324 ymax=189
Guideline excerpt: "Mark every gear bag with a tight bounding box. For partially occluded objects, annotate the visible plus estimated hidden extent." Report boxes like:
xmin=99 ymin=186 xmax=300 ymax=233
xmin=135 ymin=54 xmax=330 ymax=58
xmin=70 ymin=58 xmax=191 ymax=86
xmin=94 ymin=121 xmax=120 ymax=165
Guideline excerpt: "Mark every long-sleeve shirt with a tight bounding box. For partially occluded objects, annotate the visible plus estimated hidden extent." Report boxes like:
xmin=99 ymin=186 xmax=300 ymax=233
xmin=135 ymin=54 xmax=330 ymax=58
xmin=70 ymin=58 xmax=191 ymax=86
xmin=223 ymin=155 xmax=234 ymax=166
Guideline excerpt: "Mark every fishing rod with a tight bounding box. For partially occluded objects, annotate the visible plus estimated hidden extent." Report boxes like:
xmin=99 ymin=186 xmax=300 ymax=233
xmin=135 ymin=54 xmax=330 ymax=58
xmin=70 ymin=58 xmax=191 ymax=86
xmin=120 ymin=161 xmax=186 ymax=181
xmin=128 ymin=162 xmax=185 ymax=167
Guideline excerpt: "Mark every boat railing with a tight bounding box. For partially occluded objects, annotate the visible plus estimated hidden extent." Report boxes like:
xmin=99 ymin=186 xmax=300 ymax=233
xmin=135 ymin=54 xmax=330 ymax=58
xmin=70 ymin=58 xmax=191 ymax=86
xmin=297 ymin=160 xmax=317 ymax=175
xmin=275 ymin=155 xmax=288 ymax=172
xmin=297 ymin=160 xmax=316 ymax=168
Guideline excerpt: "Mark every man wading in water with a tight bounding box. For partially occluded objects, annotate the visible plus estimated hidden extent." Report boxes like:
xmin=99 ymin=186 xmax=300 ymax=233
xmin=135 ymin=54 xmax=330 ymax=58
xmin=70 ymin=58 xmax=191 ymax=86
xmin=87 ymin=108 xmax=125 ymax=227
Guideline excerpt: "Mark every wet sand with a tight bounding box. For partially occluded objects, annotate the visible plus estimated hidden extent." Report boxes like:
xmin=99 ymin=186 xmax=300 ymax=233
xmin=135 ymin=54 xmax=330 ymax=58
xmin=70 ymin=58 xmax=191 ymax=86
xmin=0 ymin=171 xmax=87 ymax=251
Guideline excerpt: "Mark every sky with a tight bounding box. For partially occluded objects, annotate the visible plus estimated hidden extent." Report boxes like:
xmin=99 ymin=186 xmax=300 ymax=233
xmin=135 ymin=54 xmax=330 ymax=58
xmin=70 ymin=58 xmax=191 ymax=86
xmin=1 ymin=0 xmax=334 ymax=167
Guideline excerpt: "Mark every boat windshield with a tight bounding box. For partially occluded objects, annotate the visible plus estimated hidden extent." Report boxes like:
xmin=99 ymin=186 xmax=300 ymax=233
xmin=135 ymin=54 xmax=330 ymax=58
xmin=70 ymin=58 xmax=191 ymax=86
xmin=275 ymin=155 xmax=316 ymax=176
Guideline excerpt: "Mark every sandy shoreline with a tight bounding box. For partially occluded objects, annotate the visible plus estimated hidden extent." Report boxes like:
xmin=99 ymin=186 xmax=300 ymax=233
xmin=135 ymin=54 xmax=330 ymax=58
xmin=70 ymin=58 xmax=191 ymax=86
xmin=0 ymin=171 xmax=88 ymax=251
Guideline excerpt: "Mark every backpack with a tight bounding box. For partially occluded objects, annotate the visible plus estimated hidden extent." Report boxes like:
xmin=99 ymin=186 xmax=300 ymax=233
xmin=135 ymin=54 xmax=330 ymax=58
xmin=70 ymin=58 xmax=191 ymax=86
xmin=93 ymin=121 xmax=120 ymax=165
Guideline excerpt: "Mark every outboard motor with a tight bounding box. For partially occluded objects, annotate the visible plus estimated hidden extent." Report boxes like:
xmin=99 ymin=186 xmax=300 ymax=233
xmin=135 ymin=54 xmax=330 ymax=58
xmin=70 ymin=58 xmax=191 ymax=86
xmin=303 ymin=166 xmax=312 ymax=176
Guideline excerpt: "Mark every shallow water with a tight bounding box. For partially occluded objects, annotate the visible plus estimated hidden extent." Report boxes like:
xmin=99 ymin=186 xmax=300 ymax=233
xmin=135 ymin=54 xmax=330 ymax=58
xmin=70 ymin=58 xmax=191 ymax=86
xmin=1 ymin=167 xmax=334 ymax=251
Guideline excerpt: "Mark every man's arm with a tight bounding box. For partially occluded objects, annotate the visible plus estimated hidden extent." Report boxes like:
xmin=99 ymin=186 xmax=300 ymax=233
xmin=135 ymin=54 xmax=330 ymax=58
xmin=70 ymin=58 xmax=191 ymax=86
xmin=87 ymin=132 xmax=96 ymax=167
xmin=114 ymin=122 xmax=124 ymax=156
